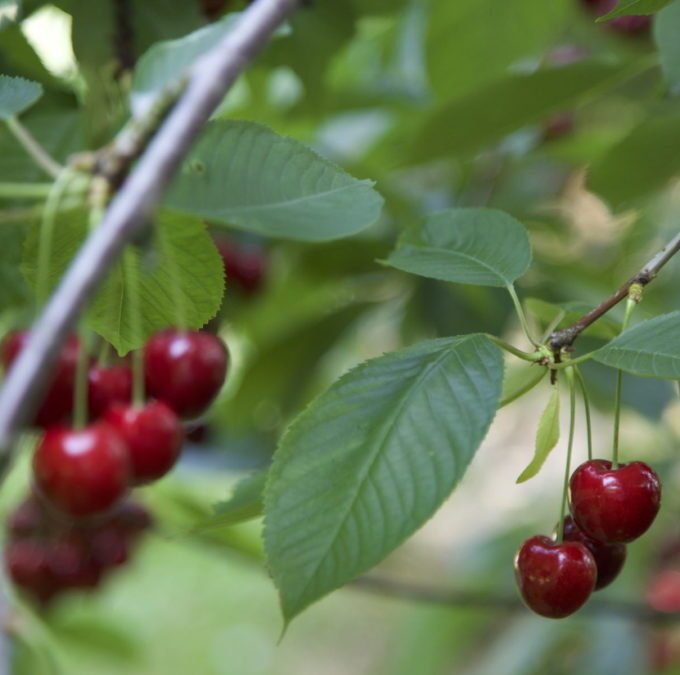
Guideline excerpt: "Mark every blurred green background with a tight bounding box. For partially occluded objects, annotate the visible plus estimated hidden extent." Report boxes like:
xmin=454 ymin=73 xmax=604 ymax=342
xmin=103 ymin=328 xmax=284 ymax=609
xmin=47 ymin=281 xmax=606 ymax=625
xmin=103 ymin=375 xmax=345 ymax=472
xmin=3 ymin=0 xmax=680 ymax=673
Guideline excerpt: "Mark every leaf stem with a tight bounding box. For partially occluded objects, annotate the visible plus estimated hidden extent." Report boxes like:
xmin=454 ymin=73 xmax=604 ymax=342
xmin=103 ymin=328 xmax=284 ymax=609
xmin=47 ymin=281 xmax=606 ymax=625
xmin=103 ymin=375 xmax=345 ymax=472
xmin=507 ymin=283 xmax=539 ymax=347
xmin=72 ymin=328 xmax=90 ymax=430
xmin=574 ymin=366 xmax=593 ymax=461
xmin=0 ymin=182 xmax=74 ymax=200
xmin=612 ymin=297 xmax=636 ymax=468
xmin=484 ymin=334 xmax=541 ymax=362
xmin=6 ymin=117 xmax=62 ymax=179
xmin=557 ymin=367 xmax=576 ymax=543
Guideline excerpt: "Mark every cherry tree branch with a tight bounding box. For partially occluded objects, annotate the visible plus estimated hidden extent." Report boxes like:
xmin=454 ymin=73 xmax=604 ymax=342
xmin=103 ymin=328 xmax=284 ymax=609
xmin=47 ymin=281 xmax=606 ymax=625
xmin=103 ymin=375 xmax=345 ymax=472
xmin=351 ymin=575 xmax=676 ymax=624
xmin=0 ymin=0 xmax=300 ymax=471
xmin=549 ymin=230 xmax=680 ymax=352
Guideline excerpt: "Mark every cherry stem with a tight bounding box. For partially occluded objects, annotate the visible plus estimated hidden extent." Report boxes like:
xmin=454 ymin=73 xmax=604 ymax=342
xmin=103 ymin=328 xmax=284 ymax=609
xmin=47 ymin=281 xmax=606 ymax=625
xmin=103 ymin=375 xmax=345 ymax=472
xmin=72 ymin=327 xmax=90 ymax=430
xmin=557 ymin=367 xmax=576 ymax=543
xmin=612 ymin=297 xmax=637 ymax=468
xmin=97 ymin=340 xmax=112 ymax=367
xmin=35 ymin=168 xmax=77 ymax=310
xmin=506 ymin=283 xmax=539 ymax=348
xmin=574 ymin=366 xmax=593 ymax=461
xmin=5 ymin=117 xmax=62 ymax=179
xmin=123 ymin=249 xmax=145 ymax=407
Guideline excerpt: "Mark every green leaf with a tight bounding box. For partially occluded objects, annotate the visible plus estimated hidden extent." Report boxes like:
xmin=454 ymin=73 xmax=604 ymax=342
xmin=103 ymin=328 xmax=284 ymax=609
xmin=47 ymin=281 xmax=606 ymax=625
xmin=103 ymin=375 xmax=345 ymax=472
xmin=0 ymin=74 xmax=42 ymax=120
xmin=22 ymin=210 xmax=224 ymax=354
xmin=0 ymin=222 xmax=32 ymax=312
xmin=598 ymin=0 xmax=674 ymax=20
xmin=592 ymin=311 xmax=680 ymax=378
xmin=196 ymin=471 xmax=266 ymax=531
xmin=165 ymin=121 xmax=383 ymax=241
xmin=426 ymin=0 xmax=570 ymax=101
xmin=654 ymin=2 xmax=680 ymax=96
xmin=588 ymin=113 xmax=680 ymax=206
xmin=131 ymin=14 xmax=241 ymax=117
xmin=264 ymin=334 xmax=503 ymax=622
xmin=500 ymin=362 xmax=546 ymax=408
xmin=383 ymin=208 xmax=531 ymax=287
xmin=412 ymin=61 xmax=636 ymax=162
xmin=516 ymin=386 xmax=560 ymax=483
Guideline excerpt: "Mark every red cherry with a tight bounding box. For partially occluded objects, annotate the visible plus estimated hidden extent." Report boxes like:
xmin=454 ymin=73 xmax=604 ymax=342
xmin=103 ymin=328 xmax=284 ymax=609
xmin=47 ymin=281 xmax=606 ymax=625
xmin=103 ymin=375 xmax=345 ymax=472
xmin=5 ymin=538 xmax=56 ymax=604
xmin=88 ymin=365 xmax=133 ymax=419
xmin=569 ymin=459 xmax=661 ymax=543
xmin=559 ymin=515 xmax=626 ymax=590
xmin=2 ymin=332 xmax=80 ymax=427
xmin=89 ymin=523 xmax=130 ymax=568
xmin=7 ymin=495 xmax=49 ymax=538
xmin=514 ymin=535 xmax=596 ymax=618
xmin=111 ymin=500 xmax=153 ymax=537
xmin=46 ymin=534 xmax=101 ymax=590
xmin=104 ymin=401 xmax=183 ymax=484
xmin=213 ymin=236 xmax=266 ymax=295
xmin=144 ymin=330 xmax=228 ymax=418
xmin=32 ymin=422 xmax=131 ymax=517
xmin=580 ymin=0 xmax=651 ymax=35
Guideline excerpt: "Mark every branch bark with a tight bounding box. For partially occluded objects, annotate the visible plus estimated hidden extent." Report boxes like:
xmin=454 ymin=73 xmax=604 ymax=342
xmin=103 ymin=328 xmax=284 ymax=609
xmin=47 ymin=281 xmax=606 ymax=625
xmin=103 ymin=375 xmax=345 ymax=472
xmin=549 ymin=230 xmax=680 ymax=352
xmin=0 ymin=0 xmax=300 ymax=471
xmin=351 ymin=575 xmax=676 ymax=624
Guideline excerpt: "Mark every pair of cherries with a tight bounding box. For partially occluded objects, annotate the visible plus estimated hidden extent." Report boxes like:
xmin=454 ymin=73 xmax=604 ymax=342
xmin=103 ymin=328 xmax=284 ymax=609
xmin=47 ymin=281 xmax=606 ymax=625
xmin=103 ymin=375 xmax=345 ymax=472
xmin=5 ymin=494 xmax=151 ymax=606
xmin=2 ymin=328 xmax=228 ymax=518
xmin=515 ymin=459 xmax=661 ymax=618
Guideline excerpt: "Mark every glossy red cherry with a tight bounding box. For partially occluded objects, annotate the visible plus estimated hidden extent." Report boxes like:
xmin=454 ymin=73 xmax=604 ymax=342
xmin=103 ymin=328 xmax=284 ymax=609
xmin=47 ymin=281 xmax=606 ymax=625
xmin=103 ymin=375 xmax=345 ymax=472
xmin=32 ymin=422 xmax=131 ymax=517
xmin=514 ymin=535 xmax=596 ymax=618
xmin=88 ymin=365 xmax=133 ymax=419
xmin=2 ymin=332 xmax=80 ymax=427
xmin=104 ymin=400 xmax=183 ymax=484
xmin=213 ymin=236 xmax=266 ymax=295
xmin=569 ymin=459 xmax=661 ymax=543
xmin=144 ymin=330 xmax=228 ymax=418
xmin=559 ymin=515 xmax=626 ymax=590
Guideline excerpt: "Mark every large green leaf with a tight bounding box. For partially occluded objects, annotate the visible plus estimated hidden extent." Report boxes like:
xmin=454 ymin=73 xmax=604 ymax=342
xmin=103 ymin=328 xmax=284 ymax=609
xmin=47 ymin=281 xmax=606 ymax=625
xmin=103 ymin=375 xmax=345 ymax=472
xmin=588 ymin=113 xmax=680 ymax=206
xmin=383 ymin=208 xmax=531 ymax=287
xmin=131 ymin=14 xmax=240 ymax=117
xmin=426 ymin=0 xmax=569 ymax=101
xmin=516 ymin=386 xmax=560 ymax=483
xmin=22 ymin=210 xmax=224 ymax=354
xmin=165 ymin=121 xmax=384 ymax=241
xmin=599 ymin=0 xmax=674 ymax=19
xmin=592 ymin=312 xmax=680 ymax=378
xmin=412 ymin=61 xmax=636 ymax=162
xmin=654 ymin=2 xmax=680 ymax=96
xmin=0 ymin=222 xmax=32 ymax=312
xmin=0 ymin=74 xmax=42 ymax=119
xmin=264 ymin=334 xmax=503 ymax=622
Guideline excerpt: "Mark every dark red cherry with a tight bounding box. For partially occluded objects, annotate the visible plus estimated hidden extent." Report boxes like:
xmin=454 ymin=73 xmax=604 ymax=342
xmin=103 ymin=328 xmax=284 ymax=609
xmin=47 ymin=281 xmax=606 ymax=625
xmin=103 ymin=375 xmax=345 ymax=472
xmin=32 ymin=422 xmax=131 ymax=517
xmin=580 ymin=0 xmax=650 ymax=35
xmin=88 ymin=365 xmax=133 ymax=419
xmin=45 ymin=534 xmax=101 ymax=590
xmin=144 ymin=330 xmax=228 ymax=418
xmin=7 ymin=495 xmax=49 ymax=538
xmin=569 ymin=459 xmax=661 ymax=543
xmin=560 ymin=515 xmax=626 ymax=590
xmin=111 ymin=500 xmax=153 ymax=538
xmin=2 ymin=332 xmax=80 ymax=427
xmin=5 ymin=538 xmax=56 ymax=604
xmin=104 ymin=400 xmax=183 ymax=484
xmin=213 ymin=236 xmax=266 ymax=295
xmin=514 ymin=535 xmax=596 ymax=618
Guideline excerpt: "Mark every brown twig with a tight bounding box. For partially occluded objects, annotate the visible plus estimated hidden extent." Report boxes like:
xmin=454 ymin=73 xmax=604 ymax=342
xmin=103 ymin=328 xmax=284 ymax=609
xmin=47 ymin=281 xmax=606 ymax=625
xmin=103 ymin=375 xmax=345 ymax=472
xmin=351 ymin=575 xmax=677 ymax=624
xmin=549 ymin=230 xmax=680 ymax=353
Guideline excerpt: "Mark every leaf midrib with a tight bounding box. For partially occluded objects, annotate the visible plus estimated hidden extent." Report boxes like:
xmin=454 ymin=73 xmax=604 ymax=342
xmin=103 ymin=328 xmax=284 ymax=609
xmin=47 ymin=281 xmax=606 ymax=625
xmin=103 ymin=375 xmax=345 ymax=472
xmin=289 ymin=336 xmax=469 ymax=613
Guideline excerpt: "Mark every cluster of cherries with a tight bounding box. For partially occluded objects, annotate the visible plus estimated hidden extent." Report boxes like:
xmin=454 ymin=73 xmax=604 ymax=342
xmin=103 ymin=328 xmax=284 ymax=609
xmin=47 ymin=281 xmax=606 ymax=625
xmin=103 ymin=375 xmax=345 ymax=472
xmin=1 ymin=327 xmax=228 ymax=605
xmin=515 ymin=458 xmax=662 ymax=618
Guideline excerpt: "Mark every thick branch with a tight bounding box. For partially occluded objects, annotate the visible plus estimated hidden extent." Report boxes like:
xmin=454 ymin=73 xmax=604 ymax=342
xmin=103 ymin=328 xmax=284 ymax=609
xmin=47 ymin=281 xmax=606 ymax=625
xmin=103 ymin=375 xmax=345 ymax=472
xmin=0 ymin=0 xmax=300 ymax=467
xmin=351 ymin=575 xmax=676 ymax=624
xmin=550 ymin=230 xmax=680 ymax=352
